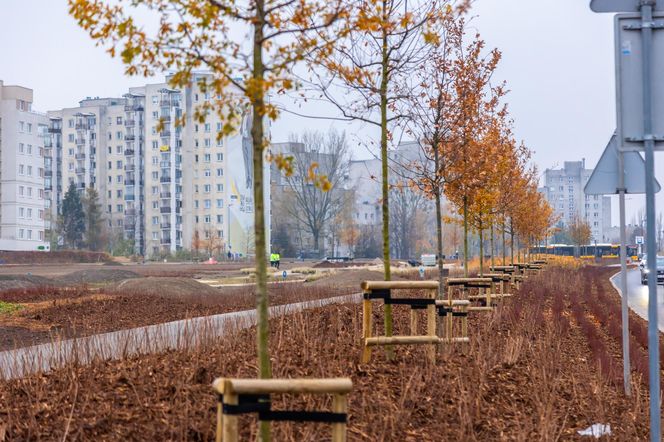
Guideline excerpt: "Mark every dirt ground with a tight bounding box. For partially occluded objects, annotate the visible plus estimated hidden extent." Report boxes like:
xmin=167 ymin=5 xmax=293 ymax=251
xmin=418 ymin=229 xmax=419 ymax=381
xmin=0 ymin=264 xmax=656 ymax=440
xmin=0 ymin=278 xmax=356 ymax=351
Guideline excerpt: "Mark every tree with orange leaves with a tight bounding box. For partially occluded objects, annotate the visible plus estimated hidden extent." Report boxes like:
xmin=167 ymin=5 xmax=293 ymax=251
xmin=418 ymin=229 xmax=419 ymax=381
xmin=68 ymin=1 xmax=348 ymax=438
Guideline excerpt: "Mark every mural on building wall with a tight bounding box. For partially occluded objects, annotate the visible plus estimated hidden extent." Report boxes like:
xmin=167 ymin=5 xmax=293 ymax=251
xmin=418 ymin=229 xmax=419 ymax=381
xmin=226 ymin=108 xmax=255 ymax=256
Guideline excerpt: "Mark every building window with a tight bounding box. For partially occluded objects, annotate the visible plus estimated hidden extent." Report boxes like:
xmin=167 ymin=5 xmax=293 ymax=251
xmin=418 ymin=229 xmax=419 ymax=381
xmin=27 ymin=230 xmax=32 ymax=240
xmin=152 ymin=201 xmax=158 ymax=209
xmin=18 ymin=229 xmax=24 ymax=239
xmin=152 ymin=217 xmax=159 ymax=225
xmin=204 ymin=169 xmax=211 ymax=177
xmin=18 ymin=121 xmax=24 ymax=132
xmin=19 ymin=186 xmax=24 ymax=196
xmin=204 ymin=123 xmax=210 ymax=133
xmin=153 ymin=232 xmax=159 ymax=239
xmin=27 ymin=187 xmax=32 ymax=197
xmin=204 ymin=138 xmax=211 ymax=147
xmin=204 ymin=184 xmax=211 ymax=193
xmin=39 ymin=231 xmax=44 ymax=241
xmin=116 ymin=131 xmax=123 ymax=140
xmin=117 ymin=145 xmax=123 ymax=154
xmin=204 ymin=154 xmax=211 ymax=162
xmin=27 ymin=208 xmax=32 ymax=219
xmin=108 ymin=161 xmax=113 ymax=169
xmin=217 ymin=184 xmax=223 ymax=192
xmin=117 ymin=204 xmax=123 ymax=213
xmin=204 ymin=199 xmax=211 ymax=209
xmin=152 ymin=186 xmax=158 ymax=195
xmin=216 ymin=199 xmax=223 ymax=208
xmin=194 ymin=200 xmax=199 ymax=209
xmin=117 ymin=160 xmax=123 ymax=169
xmin=204 ymin=215 xmax=211 ymax=223
xmin=117 ymin=175 xmax=123 ymax=183
xmin=18 ymin=143 xmax=24 ymax=153
xmin=216 ymin=153 xmax=224 ymax=161
xmin=19 ymin=164 xmax=24 ymax=175
xmin=216 ymin=168 xmax=223 ymax=177
xmin=27 ymin=166 xmax=32 ymax=176
xmin=19 ymin=207 xmax=24 ymax=218
xmin=116 ymin=117 xmax=123 ymax=125
xmin=117 ymin=190 xmax=123 ymax=198
xmin=217 ymin=214 xmax=223 ymax=223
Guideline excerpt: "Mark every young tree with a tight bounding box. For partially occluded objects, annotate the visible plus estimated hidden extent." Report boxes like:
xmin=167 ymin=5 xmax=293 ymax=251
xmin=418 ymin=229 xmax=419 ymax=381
xmin=567 ymin=214 xmax=592 ymax=257
xmin=389 ymin=181 xmax=425 ymax=259
xmin=70 ymin=5 xmax=347 ymax=430
xmin=312 ymin=0 xmax=450 ymax=348
xmin=61 ymin=182 xmax=85 ymax=249
xmin=83 ymin=187 xmax=106 ymax=251
xmin=281 ymin=130 xmax=349 ymax=257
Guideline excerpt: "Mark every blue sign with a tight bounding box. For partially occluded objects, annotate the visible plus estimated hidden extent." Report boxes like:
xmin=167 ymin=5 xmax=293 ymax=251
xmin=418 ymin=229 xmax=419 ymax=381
xmin=282 ymin=270 xmax=287 ymax=279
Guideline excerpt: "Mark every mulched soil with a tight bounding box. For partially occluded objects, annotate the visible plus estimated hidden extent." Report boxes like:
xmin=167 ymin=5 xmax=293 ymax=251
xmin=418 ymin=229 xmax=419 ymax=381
xmin=0 ymin=275 xmax=62 ymax=291
xmin=0 ymin=264 xmax=657 ymax=440
xmin=0 ymin=281 xmax=355 ymax=351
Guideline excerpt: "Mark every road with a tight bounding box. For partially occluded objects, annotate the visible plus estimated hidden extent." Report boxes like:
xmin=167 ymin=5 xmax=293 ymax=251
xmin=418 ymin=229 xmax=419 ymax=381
xmin=611 ymin=267 xmax=664 ymax=332
xmin=0 ymin=292 xmax=361 ymax=380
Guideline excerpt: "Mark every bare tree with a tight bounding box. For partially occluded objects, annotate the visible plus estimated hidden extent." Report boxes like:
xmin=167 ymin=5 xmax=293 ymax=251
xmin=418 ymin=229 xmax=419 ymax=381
xmin=281 ymin=130 xmax=350 ymax=258
xmin=568 ymin=214 xmax=592 ymax=257
xmin=390 ymin=182 xmax=426 ymax=259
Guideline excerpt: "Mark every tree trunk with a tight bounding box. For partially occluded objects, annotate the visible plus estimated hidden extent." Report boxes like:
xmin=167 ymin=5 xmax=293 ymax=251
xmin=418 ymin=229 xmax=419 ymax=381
xmin=463 ymin=195 xmax=469 ymax=277
xmin=490 ymin=222 xmax=495 ymax=269
xmin=251 ymin=5 xmax=272 ymax=440
xmin=379 ymin=3 xmax=393 ymax=359
xmin=502 ymin=221 xmax=506 ymax=265
xmin=479 ymin=219 xmax=484 ymax=277
xmin=510 ymin=221 xmax=515 ymax=265
xmin=435 ymin=189 xmax=444 ymax=298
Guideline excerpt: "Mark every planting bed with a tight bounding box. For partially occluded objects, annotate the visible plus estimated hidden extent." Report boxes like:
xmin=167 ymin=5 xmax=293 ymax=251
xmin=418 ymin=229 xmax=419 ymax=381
xmin=0 ymin=264 xmax=658 ymax=440
xmin=0 ymin=282 xmax=353 ymax=351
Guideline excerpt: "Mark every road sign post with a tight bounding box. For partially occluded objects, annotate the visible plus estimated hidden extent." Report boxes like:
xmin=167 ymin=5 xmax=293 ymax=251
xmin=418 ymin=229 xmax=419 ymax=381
xmin=591 ymin=1 xmax=662 ymax=439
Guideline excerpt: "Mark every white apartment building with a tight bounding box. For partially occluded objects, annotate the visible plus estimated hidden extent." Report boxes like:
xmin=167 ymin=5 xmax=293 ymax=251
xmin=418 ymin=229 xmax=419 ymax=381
xmin=539 ymin=160 xmax=612 ymax=242
xmin=0 ymin=81 xmax=49 ymax=251
xmin=46 ymin=75 xmax=269 ymax=258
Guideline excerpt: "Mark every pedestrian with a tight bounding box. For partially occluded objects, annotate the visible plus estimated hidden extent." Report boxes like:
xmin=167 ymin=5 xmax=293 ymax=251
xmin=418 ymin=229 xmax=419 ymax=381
xmin=227 ymin=250 xmax=232 ymax=261
xmin=275 ymin=252 xmax=281 ymax=270
xmin=270 ymin=252 xmax=276 ymax=268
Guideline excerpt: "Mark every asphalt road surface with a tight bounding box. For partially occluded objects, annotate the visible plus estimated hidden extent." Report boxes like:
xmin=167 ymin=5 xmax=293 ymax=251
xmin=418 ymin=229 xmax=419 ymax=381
xmin=611 ymin=267 xmax=664 ymax=332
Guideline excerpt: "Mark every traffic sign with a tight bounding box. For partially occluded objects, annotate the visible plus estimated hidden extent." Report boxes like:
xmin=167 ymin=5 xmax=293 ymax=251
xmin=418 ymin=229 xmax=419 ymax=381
xmin=636 ymin=235 xmax=645 ymax=244
xmin=615 ymin=12 xmax=664 ymax=152
xmin=584 ymin=133 xmax=661 ymax=194
xmin=591 ymin=0 xmax=664 ymax=12
xmin=282 ymin=270 xmax=287 ymax=279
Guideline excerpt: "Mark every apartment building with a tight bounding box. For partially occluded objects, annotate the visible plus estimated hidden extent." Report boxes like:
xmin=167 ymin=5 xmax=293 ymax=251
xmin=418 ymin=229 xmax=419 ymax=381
xmin=0 ymin=81 xmax=50 ymax=251
xmin=539 ymin=160 xmax=612 ymax=242
xmin=46 ymin=75 xmax=269 ymax=258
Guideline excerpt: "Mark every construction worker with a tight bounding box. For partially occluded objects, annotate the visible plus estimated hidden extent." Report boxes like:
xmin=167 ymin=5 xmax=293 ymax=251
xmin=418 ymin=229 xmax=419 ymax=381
xmin=270 ymin=252 xmax=276 ymax=268
xmin=275 ymin=252 xmax=281 ymax=270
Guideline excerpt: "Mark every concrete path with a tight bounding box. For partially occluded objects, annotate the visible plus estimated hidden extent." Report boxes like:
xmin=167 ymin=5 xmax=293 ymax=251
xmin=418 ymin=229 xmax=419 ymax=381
xmin=0 ymin=293 xmax=361 ymax=380
xmin=611 ymin=268 xmax=664 ymax=332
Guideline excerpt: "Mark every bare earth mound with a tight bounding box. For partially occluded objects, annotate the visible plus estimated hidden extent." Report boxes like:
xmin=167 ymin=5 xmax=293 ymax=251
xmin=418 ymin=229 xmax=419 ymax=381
xmin=56 ymin=269 xmax=141 ymax=285
xmin=0 ymin=275 xmax=60 ymax=291
xmin=112 ymin=277 xmax=222 ymax=300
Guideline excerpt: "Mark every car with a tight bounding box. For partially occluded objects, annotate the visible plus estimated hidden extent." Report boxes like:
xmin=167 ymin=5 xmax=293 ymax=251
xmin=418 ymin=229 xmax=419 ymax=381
xmin=640 ymin=256 xmax=664 ymax=284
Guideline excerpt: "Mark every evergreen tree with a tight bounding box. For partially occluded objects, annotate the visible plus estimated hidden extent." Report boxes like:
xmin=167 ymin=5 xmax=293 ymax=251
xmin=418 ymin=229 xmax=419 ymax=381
xmin=61 ymin=182 xmax=85 ymax=249
xmin=83 ymin=187 xmax=106 ymax=251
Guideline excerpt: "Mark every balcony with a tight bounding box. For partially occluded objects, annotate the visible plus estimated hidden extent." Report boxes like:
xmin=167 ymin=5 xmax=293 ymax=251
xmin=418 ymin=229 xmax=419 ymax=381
xmin=160 ymin=130 xmax=171 ymax=138
xmin=44 ymin=170 xmax=53 ymax=177
xmin=161 ymin=222 xmax=172 ymax=229
xmin=75 ymin=138 xmax=86 ymax=145
xmin=160 ymin=161 xmax=171 ymax=169
xmin=125 ymin=103 xmax=144 ymax=112
xmin=124 ymin=193 xmax=135 ymax=201
xmin=125 ymin=134 xmax=135 ymax=141
xmin=159 ymin=99 xmax=171 ymax=107
xmin=45 ymin=184 xmax=53 ymax=191
xmin=125 ymin=119 xmax=135 ymax=127
xmin=160 ymin=237 xmax=172 ymax=245
xmin=160 ymin=207 xmax=172 ymax=214
xmin=75 ymin=123 xmax=88 ymax=130
xmin=160 ymin=191 xmax=171 ymax=199
xmin=161 ymin=114 xmax=171 ymax=122
xmin=160 ymin=176 xmax=172 ymax=183
xmin=76 ymin=182 xmax=86 ymax=190
xmin=124 ymin=148 xmax=134 ymax=156
xmin=75 ymin=153 xmax=86 ymax=160
xmin=44 ymin=139 xmax=53 ymax=148
xmin=125 ymin=208 xmax=136 ymax=216
xmin=124 ymin=164 xmax=135 ymax=172
xmin=125 ymin=179 xmax=135 ymax=186
xmin=47 ymin=127 xmax=61 ymax=134
xmin=75 ymin=167 xmax=86 ymax=174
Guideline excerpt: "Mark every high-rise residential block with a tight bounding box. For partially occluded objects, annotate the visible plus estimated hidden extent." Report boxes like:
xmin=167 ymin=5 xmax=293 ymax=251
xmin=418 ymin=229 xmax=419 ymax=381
xmin=539 ymin=160 xmax=612 ymax=242
xmin=0 ymin=81 xmax=50 ymax=251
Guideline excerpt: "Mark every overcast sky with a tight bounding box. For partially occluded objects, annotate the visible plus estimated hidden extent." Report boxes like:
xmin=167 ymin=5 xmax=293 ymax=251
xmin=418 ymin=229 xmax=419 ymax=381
xmin=0 ymin=0 xmax=660 ymax=226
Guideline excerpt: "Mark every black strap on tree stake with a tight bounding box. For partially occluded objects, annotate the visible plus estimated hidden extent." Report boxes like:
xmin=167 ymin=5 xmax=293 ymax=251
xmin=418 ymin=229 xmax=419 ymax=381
xmin=363 ymin=288 xmax=434 ymax=308
xmin=219 ymin=394 xmax=347 ymax=423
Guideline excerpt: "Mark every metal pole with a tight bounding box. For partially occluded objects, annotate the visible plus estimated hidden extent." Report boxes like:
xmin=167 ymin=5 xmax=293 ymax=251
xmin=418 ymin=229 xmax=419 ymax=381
xmin=618 ymin=147 xmax=632 ymax=395
xmin=640 ymin=2 xmax=661 ymax=440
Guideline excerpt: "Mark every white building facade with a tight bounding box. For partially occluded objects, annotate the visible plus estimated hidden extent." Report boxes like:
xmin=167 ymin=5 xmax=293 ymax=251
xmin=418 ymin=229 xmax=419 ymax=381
xmin=0 ymin=81 xmax=50 ymax=251
xmin=540 ymin=160 xmax=612 ymax=242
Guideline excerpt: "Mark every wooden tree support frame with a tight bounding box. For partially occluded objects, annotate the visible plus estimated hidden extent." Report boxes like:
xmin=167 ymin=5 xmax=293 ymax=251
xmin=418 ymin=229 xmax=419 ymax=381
xmin=360 ymin=281 xmax=470 ymax=363
xmin=212 ymin=377 xmax=353 ymax=442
